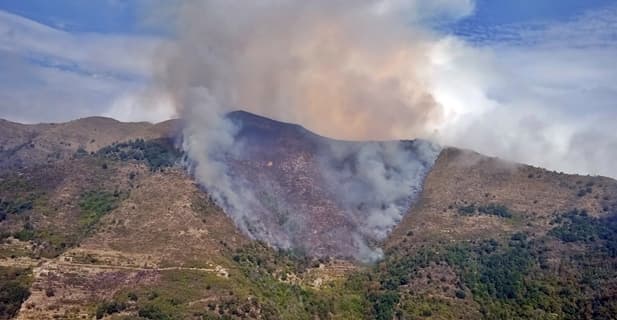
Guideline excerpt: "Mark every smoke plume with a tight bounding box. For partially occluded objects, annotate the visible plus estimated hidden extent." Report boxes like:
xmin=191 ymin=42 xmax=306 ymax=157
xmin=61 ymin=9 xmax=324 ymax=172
xmin=217 ymin=111 xmax=440 ymax=262
xmin=154 ymin=0 xmax=617 ymax=260
xmin=155 ymin=0 xmax=449 ymax=261
xmin=158 ymin=0 xmax=449 ymax=140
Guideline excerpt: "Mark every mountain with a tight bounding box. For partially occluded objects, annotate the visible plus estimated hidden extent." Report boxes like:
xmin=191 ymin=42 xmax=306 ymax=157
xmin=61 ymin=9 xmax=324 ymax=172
xmin=0 ymin=111 xmax=615 ymax=319
xmin=221 ymin=111 xmax=439 ymax=261
xmin=0 ymin=117 xmax=181 ymax=170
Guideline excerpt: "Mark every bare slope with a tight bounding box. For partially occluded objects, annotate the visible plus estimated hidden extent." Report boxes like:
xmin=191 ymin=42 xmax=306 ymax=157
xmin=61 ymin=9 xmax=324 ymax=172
xmin=0 ymin=117 xmax=181 ymax=170
xmin=0 ymin=116 xmax=362 ymax=319
xmin=388 ymin=147 xmax=617 ymax=249
xmin=216 ymin=111 xmax=439 ymax=260
xmin=0 ymin=113 xmax=616 ymax=319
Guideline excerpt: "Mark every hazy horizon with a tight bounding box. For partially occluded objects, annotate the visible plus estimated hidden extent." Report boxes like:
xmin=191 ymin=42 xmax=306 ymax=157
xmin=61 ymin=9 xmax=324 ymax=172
xmin=1 ymin=1 xmax=616 ymax=178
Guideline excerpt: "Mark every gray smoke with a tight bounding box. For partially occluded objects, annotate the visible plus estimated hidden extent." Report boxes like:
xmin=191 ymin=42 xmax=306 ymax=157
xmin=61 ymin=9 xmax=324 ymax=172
xmin=321 ymin=140 xmax=440 ymax=240
xmin=319 ymin=139 xmax=440 ymax=261
xmin=156 ymin=0 xmax=448 ymax=140
xmin=155 ymin=1 xmax=448 ymax=261
xmin=199 ymin=112 xmax=441 ymax=262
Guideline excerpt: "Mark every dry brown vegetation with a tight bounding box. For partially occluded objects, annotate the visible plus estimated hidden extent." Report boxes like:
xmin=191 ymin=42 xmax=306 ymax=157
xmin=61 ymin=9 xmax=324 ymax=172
xmin=388 ymin=147 xmax=617 ymax=251
xmin=0 ymin=117 xmax=180 ymax=170
xmin=1 ymin=117 xmax=616 ymax=319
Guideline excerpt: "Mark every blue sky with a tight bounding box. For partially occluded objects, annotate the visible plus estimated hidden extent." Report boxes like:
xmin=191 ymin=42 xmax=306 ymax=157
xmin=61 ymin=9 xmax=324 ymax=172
xmin=0 ymin=1 xmax=616 ymax=178
xmin=2 ymin=0 xmax=614 ymax=120
xmin=456 ymin=0 xmax=613 ymax=25
xmin=0 ymin=0 xmax=142 ymax=33
xmin=444 ymin=0 xmax=617 ymax=44
xmin=1 ymin=0 xmax=615 ymax=35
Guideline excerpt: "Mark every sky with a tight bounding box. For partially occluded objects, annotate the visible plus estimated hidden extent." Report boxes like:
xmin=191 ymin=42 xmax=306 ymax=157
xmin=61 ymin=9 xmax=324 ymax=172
xmin=0 ymin=0 xmax=616 ymax=178
xmin=0 ymin=0 xmax=142 ymax=33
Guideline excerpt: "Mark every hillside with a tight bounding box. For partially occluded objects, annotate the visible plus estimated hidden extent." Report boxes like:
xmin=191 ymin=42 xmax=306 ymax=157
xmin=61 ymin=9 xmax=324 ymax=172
xmin=0 ymin=113 xmax=615 ymax=319
xmin=220 ymin=111 xmax=439 ymax=261
xmin=380 ymin=148 xmax=617 ymax=319
xmin=0 ymin=117 xmax=181 ymax=170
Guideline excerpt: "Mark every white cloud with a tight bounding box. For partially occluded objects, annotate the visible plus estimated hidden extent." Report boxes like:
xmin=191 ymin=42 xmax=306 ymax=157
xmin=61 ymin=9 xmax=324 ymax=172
xmin=374 ymin=0 xmax=475 ymax=21
xmin=0 ymin=10 xmax=161 ymax=77
xmin=1 ymin=2 xmax=616 ymax=180
xmin=0 ymin=10 xmax=172 ymax=124
xmin=455 ymin=3 xmax=617 ymax=48
xmin=103 ymin=90 xmax=176 ymax=123
xmin=429 ymin=4 xmax=617 ymax=178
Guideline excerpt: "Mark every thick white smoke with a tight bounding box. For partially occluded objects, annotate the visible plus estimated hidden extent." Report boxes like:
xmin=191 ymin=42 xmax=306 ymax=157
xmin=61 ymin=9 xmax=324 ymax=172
xmin=156 ymin=0 xmax=465 ymax=140
xmin=428 ymin=32 xmax=617 ymax=178
xmin=321 ymin=140 xmax=441 ymax=240
xmin=217 ymin=112 xmax=440 ymax=262
xmin=152 ymin=0 xmax=455 ymax=261
xmin=152 ymin=0 xmax=617 ymax=260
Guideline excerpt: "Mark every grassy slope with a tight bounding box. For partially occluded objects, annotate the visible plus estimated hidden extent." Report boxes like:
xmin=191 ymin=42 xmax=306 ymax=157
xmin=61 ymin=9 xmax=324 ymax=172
xmin=0 ymin=138 xmax=616 ymax=319
xmin=1 ymin=141 xmax=365 ymax=319
xmin=377 ymin=148 xmax=617 ymax=319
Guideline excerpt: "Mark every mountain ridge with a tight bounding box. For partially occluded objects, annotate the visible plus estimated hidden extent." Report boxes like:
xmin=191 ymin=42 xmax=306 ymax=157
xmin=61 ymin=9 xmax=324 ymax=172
xmin=0 ymin=111 xmax=616 ymax=319
xmin=4 ymin=110 xmax=614 ymax=180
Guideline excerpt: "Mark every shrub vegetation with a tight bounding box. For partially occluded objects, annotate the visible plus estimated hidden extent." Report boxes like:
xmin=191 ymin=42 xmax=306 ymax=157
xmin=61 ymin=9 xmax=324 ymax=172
xmin=98 ymin=138 xmax=181 ymax=171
